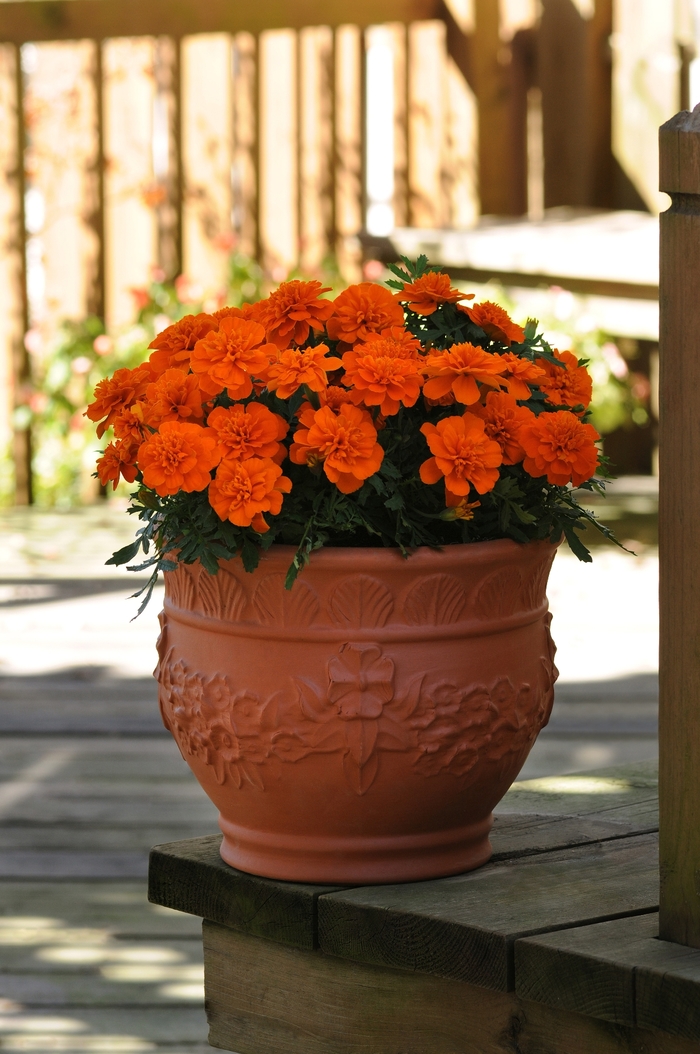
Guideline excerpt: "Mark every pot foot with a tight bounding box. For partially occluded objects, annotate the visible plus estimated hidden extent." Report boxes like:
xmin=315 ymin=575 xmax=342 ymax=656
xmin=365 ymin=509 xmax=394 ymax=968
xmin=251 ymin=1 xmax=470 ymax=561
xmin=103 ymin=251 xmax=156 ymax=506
xmin=217 ymin=813 xmax=494 ymax=884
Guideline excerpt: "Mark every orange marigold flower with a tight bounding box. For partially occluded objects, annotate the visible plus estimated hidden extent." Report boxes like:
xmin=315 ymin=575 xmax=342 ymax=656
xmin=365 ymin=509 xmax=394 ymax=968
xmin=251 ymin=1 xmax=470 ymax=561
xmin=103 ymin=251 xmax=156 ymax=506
xmin=113 ymin=401 xmax=148 ymax=443
xmin=260 ymin=280 xmax=334 ymax=350
xmin=496 ymin=352 xmax=546 ymax=400
xmin=86 ymin=366 xmax=151 ymax=438
xmin=341 ymin=344 xmax=423 ymax=416
xmin=290 ymin=404 xmax=384 ymax=494
xmin=537 ymin=349 xmax=593 ymax=411
xmin=419 ymin=413 xmax=502 ymax=495
xmin=442 ymin=493 xmax=481 ymax=520
xmin=144 ymin=369 xmax=204 ymax=428
xmin=208 ymin=403 xmax=288 ymax=464
xmin=519 ymin=410 xmax=600 ymax=487
xmin=147 ymin=313 xmax=217 ymax=375
xmin=190 ymin=317 xmax=275 ymax=399
xmin=299 ymin=385 xmax=352 ymax=416
xmin=212 ymin=302 xmax=268 ymax=328
xmin=422 ymin=343 xmax=507 ymax=405
xmin=138 ymin=421 xmax=221 ymax=496
xmin=209 ymin=456 xmax=292 ymax=532
xmin=395 ymin=271 xmax=471 ymax=315
xmin=459 ymin=301 xmax=525 ymax=346
xmin=96 ymin=438 xmax=139 ymax=490
xmin=361 ymin=326 xmax=422 ymax=357
xmin=471 ymin=391 xmax=536 ymax=465
xmin=326 ymin=283 xmax=405 ymax=348
xmin=264 ymin=344 xmax=343 ymax=400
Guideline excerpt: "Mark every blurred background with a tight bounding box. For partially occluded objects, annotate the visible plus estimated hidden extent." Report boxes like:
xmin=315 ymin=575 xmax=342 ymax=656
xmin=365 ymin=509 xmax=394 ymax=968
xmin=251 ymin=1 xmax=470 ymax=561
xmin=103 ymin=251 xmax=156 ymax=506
xmin=0 ymin=0 xmax=693 ymax=508
xmin=0 ymin=0 xmax=680 ymax=1049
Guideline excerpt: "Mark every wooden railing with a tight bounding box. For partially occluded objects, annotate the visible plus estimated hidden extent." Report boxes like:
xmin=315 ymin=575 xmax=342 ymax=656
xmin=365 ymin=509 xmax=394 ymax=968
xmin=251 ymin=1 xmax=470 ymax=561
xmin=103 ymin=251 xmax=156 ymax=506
xmin=0 ymin=0 xmax=687 ymax=502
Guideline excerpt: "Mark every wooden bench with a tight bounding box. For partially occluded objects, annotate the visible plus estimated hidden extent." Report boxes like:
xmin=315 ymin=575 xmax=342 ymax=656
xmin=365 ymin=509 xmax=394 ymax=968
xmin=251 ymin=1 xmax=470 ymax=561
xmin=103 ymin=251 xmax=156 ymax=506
xmin=148 ymin=760 xmax=700 ymax=1053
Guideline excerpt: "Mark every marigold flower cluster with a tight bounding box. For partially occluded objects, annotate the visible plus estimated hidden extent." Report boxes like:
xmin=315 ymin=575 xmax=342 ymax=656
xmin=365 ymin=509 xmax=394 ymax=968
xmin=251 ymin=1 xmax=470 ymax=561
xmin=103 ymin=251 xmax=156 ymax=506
xmin=89 ymin=269 xmax=601 ymax=544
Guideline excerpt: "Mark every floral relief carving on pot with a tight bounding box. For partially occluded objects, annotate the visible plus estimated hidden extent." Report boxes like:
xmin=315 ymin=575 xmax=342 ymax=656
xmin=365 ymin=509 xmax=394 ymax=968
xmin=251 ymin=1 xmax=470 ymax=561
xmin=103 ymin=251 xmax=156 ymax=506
xmin=253 ymin=573 xmax=320 ymax=627
xmin=271 ymin=643 xmax=418 ymax=795
xmin=328 ymin=576 xmax=394 ymax=628
xmin=156 ymin=637 xmax=558 ymax=796
xmin=158 ymin=646 xmax=270 ymax=788
xmin=402 ymin=574 xmax=468 ymax=625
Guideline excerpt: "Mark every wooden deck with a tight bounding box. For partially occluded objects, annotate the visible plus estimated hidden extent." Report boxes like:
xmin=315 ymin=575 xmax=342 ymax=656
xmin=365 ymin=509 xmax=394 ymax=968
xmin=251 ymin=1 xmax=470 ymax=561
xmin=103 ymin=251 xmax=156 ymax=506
xmin=148 ymin=760 xmax=700 ymax=1053
xmin=0 ymin=505 xmax=659 ymax=1051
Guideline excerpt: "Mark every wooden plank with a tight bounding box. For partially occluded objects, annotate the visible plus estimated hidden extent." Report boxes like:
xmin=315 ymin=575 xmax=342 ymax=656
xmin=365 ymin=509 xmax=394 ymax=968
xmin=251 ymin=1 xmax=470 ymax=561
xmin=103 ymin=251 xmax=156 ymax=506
xmin=149 ymin=835 xmax=343 ymax=950
xmin=24 ymin=41 xmax=101 ymax=332
xmin=0 ymin=968 xmax=203 ymax=1006
xmin=516 ymin=912 xmax=700 ymax=1043
xmin=0 ymin=44 xmax=25 ymax=496
xmin=658 ymin=106 xmax=700 ymax=948
xmin=259 ymin=29 xmax=297 ymax=275
xmin=407 ymin=20 xmax=446 ymax=227
xmin=0 ymin=880 xmax=202 ymax=935
xmin=515 ymin=913 xmax=657 ymax=1025
xmin=443 ymin=52 xmax=479 ymax=228
xmin=181 ymin=33 xmax=233 ymax=299
xmin=612 ymin=0 xmax=679 ymax=213
xmin=203 ymin=921 xmax=700 ymax=1054
xmin=317 ymin=833 xmax=658 ymax=991
xmin=470 ymin=0 xmax=519 ymax=215
xmin=490 ymin=812 xmax=652 ymax=861
xmin=0 ymin=1007 xmax=208 ymax=1045
xmin=499 ymin=760 xmax=659 ymax=827
xmin=0 ymin=937 xmax=199 ymax=973
xmin=0 ymin=849 xmax=151 ymax=878
xmin=298 ymin=26 xmax=334 ymax=272
xmin=0 ymin=0 xmax=445 ymax=43
xmin=103 ymin=37 xmax=158 ymax=329
xmin=232 ymin=33 xmax=257 ymax=259
xmin=334 ymin=24 xmax=362 ymax=279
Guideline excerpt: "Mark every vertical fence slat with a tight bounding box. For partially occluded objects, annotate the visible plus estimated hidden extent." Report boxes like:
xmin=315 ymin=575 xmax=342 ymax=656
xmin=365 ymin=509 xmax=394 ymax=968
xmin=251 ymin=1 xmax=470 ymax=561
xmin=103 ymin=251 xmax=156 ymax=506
xmin=408 ymin=20 xmax=447 ymax=227
xmin=334 ymin=25 xmax=363 ymax=280
xmin=444 ymin=49 xmax=479 ymax=228
xmin=391 ymin=23 xmax=409 ymax=229
xmin=298 ymin=26 xmax=334 ymax=273
xmin=24 ymin=41 xmax=101 ymax=330
xmin=658 ymin=107 xmax=700 ymax=949
xmin=231 ymin=33 xmax=257 ymax=260
xmin=232 ymin=32 xmax=258 ymax=260
xmin=154 ymin=35 xmax=181 ymax=281
xmin=90 ymin=40 xmax=105 ymax=320
xmin=181 ymin=33 xmax=234 ymax=300
xmin=259 ymin=29 xmax=298 ymax=277
xmin=0 ymin=44 xmax=29 ymax=502
xmin=103 ymin=37 xmax=158 ymax=329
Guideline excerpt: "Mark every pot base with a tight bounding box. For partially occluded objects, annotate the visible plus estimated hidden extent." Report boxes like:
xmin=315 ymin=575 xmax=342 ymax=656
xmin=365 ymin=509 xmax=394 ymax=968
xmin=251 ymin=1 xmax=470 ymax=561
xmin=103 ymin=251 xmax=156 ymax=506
xmin=218 ymin=813 xmax=494 ymax=884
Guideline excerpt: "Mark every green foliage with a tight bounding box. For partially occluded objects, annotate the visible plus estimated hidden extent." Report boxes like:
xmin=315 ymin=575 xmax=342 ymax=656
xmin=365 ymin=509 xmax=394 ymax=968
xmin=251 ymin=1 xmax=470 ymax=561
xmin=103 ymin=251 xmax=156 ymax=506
xmin=107 ymin=260 xmax=623 ymax=608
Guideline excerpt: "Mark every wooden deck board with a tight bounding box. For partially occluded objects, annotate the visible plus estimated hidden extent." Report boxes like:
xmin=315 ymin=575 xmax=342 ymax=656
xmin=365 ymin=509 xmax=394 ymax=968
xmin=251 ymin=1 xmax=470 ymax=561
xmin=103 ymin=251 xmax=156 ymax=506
xmin=516 ymin=912 xmax=700 ymax=1042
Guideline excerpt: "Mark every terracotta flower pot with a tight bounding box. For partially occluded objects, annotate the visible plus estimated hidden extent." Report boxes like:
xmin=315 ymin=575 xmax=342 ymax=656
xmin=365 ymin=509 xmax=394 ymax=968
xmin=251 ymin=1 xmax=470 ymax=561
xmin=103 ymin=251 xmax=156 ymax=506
xmin=156 ymin=539 xmax=559 ymax=884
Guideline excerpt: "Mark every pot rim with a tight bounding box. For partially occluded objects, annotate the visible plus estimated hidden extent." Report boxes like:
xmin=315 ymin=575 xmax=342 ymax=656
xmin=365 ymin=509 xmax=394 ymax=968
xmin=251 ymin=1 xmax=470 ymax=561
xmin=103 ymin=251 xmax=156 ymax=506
xmin=208 ymin=535 xmax=561 ymax=573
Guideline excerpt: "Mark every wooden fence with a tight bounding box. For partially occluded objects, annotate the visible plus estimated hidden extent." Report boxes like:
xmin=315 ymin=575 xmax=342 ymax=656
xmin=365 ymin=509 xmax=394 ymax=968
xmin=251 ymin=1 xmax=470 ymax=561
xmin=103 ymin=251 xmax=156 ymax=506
xmin=0 ymin=0 xmax=691 ymax=502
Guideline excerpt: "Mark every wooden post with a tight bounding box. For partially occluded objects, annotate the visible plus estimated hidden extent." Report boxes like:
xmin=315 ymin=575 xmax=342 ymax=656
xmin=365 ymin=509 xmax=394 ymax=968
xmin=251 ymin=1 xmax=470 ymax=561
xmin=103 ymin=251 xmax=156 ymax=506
xmin=658 ymin=105 xmax=700 ymax=947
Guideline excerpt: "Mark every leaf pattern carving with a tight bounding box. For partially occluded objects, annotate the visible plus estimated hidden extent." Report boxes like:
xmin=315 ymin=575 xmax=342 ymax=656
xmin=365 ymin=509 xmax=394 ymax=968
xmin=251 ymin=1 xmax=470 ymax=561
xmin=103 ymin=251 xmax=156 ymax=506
xmin=194 ymin=567 xmax=220 ymax=618
xmin=403 ymin=574 xmax=467 ymax=625
xmin=475 ymin=568 xmax=523 ymax=619
xmin=329 ymin=575 xmax=394 ymax=628
xmin=253 ymin=573 xmax=320 ymax=627
xmin=217 ymin=568 xmax=247 ymax=621
xmin=521 ymin=562 xmax=550 ymax=611
xmin=165 ymin=564 xmax=196 ymax=610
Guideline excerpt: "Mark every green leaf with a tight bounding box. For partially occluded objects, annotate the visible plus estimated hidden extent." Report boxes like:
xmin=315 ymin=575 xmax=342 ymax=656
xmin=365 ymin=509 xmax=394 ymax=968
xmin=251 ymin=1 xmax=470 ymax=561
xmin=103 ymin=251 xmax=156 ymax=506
xmin=106 ymin=539 xmax=142 ymax=566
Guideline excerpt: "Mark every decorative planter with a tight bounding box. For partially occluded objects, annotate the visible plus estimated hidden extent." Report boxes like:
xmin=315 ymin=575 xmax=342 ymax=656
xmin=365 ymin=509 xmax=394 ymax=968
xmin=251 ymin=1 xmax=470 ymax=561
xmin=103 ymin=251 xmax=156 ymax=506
xmin=156 ymin=539 xmax=559 ymax=884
